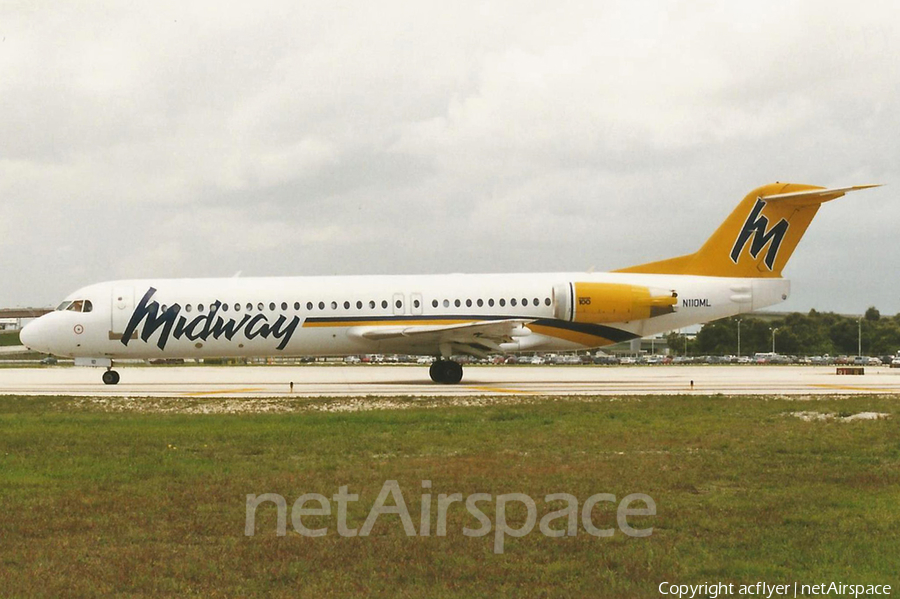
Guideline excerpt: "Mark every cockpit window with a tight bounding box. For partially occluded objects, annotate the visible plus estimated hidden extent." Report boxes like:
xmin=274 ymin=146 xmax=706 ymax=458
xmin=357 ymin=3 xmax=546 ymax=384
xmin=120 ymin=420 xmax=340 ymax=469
xmin=63 ymin=299 xmax=93 ymax=313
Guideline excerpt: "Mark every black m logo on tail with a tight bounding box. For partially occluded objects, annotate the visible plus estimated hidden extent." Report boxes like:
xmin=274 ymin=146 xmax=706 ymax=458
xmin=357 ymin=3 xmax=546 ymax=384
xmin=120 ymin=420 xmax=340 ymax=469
xmin=730 ymin=198 xmax=789 ymax=271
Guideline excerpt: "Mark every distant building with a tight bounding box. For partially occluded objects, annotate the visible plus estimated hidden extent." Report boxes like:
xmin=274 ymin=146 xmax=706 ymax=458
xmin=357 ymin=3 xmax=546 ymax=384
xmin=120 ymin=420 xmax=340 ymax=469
xmin=606 ymin=335 xmax=672 ymax=356
xmin=0 ymin=308 xmax=52 ymax=332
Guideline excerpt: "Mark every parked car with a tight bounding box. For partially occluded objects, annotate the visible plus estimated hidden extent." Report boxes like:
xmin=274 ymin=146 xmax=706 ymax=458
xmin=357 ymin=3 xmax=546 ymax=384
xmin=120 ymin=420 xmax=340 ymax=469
xmin=593 ymin=355 xmax=620 ymax=365
xmin=853 ymin=356 xmax=881 ymax=366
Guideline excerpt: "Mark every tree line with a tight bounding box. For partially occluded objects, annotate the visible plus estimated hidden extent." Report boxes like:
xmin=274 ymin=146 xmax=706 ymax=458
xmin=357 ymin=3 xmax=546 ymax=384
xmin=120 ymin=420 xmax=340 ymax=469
xmin=666 ymin=308 xmax=900 ymax=357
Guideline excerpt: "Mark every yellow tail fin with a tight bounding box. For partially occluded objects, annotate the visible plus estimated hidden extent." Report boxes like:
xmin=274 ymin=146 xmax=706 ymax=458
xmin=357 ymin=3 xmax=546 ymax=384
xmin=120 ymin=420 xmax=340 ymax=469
xmin=615 ymin=183 xmax=880 ymax=278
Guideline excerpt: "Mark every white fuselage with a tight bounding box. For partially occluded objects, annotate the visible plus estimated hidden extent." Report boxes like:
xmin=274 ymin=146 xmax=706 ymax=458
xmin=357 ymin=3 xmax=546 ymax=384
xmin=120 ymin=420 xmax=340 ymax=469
xmin=21 ymin=272 xmax=790 ymax=361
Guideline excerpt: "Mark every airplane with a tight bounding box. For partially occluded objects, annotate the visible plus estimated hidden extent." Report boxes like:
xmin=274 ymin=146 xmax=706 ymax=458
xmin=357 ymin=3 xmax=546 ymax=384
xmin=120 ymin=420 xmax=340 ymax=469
xmin=20 ymin=182 xmax=878 ymax=385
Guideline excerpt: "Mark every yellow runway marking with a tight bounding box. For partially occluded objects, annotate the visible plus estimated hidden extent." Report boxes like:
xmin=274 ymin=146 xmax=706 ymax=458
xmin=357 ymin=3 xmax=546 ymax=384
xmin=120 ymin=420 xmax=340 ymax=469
xmin=182 ymin=388 xmax=265 ymax=396
xmin=810 ymin=384 xmax=894 ymax=392
xmin=468 ymin=386 xmax=537 ymax=394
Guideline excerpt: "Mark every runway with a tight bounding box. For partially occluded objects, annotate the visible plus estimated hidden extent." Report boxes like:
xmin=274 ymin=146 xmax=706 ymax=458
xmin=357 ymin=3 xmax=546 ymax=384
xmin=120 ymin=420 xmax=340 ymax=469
xmin=2 ymin=364 xmax=900 ymax=397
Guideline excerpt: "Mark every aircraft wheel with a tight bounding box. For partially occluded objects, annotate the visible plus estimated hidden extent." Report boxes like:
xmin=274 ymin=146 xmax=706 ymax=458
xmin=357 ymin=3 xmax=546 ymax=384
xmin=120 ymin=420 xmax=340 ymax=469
xmin=102 ymin=370 xmax=120 ymax=385
xmin=429 ymin=360 xmax=463 ymax=384
xmin=445 ymin=361 xmax=463 ymax=384
xmin=429 ymin=361 xmax=442 ymax=383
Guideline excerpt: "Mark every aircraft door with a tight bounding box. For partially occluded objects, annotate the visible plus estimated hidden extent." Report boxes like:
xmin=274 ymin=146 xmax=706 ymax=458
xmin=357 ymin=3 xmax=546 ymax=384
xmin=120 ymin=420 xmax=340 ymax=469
xmin=111 ymin=287 xmax=134 ymax=335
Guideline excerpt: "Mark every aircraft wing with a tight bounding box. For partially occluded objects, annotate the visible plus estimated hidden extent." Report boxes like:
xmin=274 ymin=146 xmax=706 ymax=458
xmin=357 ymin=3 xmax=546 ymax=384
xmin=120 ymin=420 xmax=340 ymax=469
xmin=350 ymin=319 xmax=534 ymax=357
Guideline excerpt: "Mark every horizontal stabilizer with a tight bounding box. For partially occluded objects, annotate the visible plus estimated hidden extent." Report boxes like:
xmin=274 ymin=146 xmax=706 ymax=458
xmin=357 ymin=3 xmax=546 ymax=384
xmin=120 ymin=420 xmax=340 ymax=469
xmin=763 ymin=184 xmax=882 ymax=205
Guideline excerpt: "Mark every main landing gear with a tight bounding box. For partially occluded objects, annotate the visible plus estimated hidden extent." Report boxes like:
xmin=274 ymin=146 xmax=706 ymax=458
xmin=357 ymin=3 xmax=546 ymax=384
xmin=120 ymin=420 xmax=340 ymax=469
xmin=429 ymin=359 xmax=463 ymax=384
xmin=102 ymin=368 xmax=120 ymax=385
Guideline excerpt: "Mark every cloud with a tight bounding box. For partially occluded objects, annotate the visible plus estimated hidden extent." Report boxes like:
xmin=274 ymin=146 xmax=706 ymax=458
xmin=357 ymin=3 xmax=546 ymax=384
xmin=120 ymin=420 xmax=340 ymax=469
xmin=1 ymin=0 xmax=897 ymax=314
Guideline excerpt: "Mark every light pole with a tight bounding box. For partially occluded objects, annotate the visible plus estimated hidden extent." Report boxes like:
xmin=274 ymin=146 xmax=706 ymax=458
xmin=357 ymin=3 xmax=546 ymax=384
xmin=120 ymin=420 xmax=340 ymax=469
xmin=858 ymin=317 xmax=862 ymax=358
xmin=770 ymin=327 xmax=779 ymax=355
xmin=736 ymin=319 xmax=742 ymax=358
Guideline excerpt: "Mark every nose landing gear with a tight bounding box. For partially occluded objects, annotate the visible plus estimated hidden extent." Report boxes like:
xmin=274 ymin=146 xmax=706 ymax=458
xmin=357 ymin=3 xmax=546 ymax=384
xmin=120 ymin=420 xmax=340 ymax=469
xmin=102 ymin=369 xmax=120 ymax=385
xmin=429 ymin=359 xmax=463 ymax=384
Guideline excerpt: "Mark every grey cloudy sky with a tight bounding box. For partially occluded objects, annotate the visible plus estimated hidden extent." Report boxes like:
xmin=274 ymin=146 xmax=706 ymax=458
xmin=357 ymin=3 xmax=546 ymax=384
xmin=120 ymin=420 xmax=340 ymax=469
xmin=1 ymin=1 xmax=897 ymax=314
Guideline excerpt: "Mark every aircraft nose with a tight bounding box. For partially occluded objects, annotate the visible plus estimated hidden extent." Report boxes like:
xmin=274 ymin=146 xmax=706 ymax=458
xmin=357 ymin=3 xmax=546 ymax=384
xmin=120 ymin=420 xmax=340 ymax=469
xmin=20 ymin=317 xmax=50 ymax=354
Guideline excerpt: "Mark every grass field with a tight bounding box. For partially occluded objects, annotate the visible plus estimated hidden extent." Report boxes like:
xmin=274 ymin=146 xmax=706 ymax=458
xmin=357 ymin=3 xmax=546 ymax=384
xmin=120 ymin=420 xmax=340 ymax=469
xmin=0 ymin=331 xmax=21 ymax=347
xmin=1 ymin=393 xmax=898 ymax=598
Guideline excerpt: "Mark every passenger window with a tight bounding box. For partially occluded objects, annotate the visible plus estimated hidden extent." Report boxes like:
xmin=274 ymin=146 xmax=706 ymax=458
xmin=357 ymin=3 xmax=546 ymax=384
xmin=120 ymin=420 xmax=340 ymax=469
xmin=369 ymin=300 xmax=376 ymax=309
xmin=294 ymin=302 xmax=300 ymax=310
xmin=499 ymin=299 xmax=506 ymax=307
xmin=443 ymin=299 xmax=450 ymax=308
xmin=281 ymin=302 xmax=288 ymax=311
xmin=477 ymin=299 xmax=484 ymax=307
xmin=357 ymin=301 xmax=363 ymax=309
xmin=545 ymin=297 xmax=551 ymax=306
xmin=331 ymin=301 xmax=338 ymax=310
xmin=185 ymin=304 xmax=193 ymax=313
xmin=257 ymin=303 xmax=264 ymax=311
xmin=344 ymin=301 xmax=350 ymax=310
xmin=318 ymin=301 xmax=325 ymax=310
xmin=413 ymin=299 xmax=420 ymax=308
xmin=198 ymin=304 xmax=205 ymax=312
xmin=307 ymin=302 xmax=314 ymax=310
xmin=454 ymin=299 xmax=461 ymax=307
xmin=465 ymin=299 xmax=472 ymax=307
xmin=488 ymin=299 xmax=495 ymax=307
xmin=395 ymin=299 xmax=402 ymax=309
xmin=269 ymin=302 xmax=276 ymax=311
xmin=247 ymin=303 xmax=253 ymax=312
xmin=511 ymin=298 xmax=517 ymax=307
xmin=221 ymin=303 xmax=228 ymax=312
xmin=382 ymin=300 xmax=388 ymax=309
